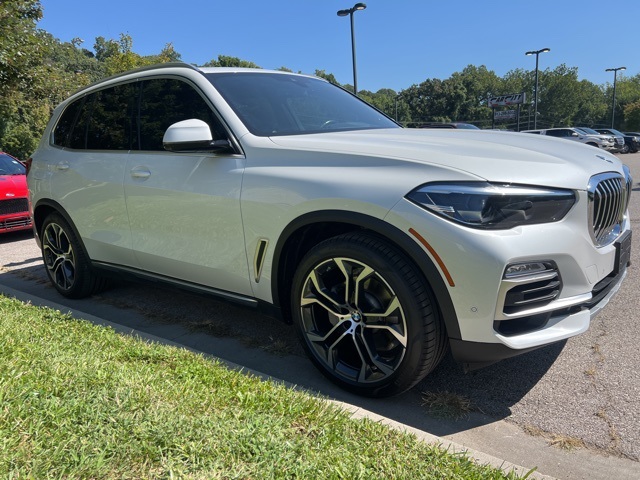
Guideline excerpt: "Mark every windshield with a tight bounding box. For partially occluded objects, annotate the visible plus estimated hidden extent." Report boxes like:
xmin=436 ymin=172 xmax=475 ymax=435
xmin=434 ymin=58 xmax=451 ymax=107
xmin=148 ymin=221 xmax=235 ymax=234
xmin=0 ymin=153 xmax=25 ymax=175
xmin=205 ymin=72 xmax=399 ymax=136
xmin=577 ymin=127 xmax=599 ymax=135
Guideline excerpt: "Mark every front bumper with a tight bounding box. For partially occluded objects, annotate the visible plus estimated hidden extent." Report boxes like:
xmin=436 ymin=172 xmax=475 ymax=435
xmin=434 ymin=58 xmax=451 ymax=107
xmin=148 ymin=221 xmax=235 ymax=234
xmin=451 ymin=261 xmax=627 ymax=369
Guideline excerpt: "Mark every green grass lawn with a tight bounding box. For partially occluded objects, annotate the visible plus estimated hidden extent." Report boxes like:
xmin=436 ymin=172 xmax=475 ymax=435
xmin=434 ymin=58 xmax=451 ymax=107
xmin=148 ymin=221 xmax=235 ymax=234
xmin=0 ymin=294 xmax=527 ymax=479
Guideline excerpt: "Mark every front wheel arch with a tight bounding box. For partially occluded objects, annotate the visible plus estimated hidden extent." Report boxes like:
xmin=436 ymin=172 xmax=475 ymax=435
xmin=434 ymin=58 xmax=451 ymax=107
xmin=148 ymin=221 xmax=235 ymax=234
xmin=271 ymin=210 xmax=461 ymax=340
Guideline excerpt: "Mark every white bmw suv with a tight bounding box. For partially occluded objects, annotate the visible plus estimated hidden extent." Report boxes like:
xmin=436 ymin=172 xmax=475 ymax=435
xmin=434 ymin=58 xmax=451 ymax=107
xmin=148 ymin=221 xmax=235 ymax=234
xmin=28 ymin=64 xmax=632 ymax=396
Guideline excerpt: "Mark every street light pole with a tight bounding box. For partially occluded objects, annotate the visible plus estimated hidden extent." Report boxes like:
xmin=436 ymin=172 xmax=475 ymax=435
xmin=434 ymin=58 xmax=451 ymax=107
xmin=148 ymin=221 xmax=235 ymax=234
xmin=525 ymin=48 xmax=550 ymax=130
xmin=337 ymin=3 xmax=367 ymax=95
xmin=605 ymin=66 xmax=626 ymax=128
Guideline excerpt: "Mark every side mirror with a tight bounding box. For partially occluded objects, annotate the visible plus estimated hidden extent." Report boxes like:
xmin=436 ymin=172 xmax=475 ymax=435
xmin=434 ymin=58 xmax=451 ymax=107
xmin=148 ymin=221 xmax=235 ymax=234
xmin=163 ymin=119 xmax=231 ymax=152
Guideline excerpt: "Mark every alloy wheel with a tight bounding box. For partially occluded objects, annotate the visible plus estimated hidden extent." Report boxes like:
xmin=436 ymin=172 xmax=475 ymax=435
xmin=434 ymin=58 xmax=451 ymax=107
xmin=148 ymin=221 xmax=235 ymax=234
xmin=298 ymin=257 xmax=408 ymax=384
xmin=42 ymin=222 xmax=77 ymax=292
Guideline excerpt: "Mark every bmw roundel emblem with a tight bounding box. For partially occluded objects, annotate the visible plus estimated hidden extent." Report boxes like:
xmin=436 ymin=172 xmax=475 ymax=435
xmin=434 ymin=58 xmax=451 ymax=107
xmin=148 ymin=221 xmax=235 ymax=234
xmin=596 ymin=154 xmax=613 ymax=163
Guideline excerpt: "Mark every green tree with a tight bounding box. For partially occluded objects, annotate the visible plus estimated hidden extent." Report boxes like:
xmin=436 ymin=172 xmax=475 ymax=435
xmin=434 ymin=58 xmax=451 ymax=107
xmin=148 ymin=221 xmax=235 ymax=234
xmin=95 ymin=34 xmax=151 ymax=76
xmin=0 ymin=0 xmax=47 ymax=158
xmin=203 ymin=55 xmax=260 ymax=68
xmin=605 ymin=75 xmax=640 ymax=129
xmin=314 ymin=69 xmax=340 ymax=85
xmin=0 ymin=0 xmax=43 ymax=95
xmin=623 ymin=101 xmax=640 ymax=131
xmin=449 ymin=65 xmax=500 ymax=122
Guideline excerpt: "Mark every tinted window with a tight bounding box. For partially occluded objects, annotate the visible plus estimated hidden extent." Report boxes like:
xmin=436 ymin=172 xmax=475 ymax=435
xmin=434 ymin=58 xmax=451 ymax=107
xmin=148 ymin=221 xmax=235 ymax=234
xmin=139 ymin=78 xmax=223 ymax=151
xmin=86 ymin=83 xmax=137 ymax=150
xmin=68 ymin=94 xmax=95 ymax=149
xmin=59 ymin=83 xmax=137 ymax=150
xmin=546 ymin=130 xmax=566 ymax=138
xmin=206 ymin=72 xmax=398 ymax=136
xmin=53 ymin=98 xmax=84 ymax=147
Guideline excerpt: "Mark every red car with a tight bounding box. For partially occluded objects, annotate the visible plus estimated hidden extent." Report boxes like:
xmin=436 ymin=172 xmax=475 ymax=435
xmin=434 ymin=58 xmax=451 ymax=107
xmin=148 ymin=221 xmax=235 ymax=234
xmin=0 ymin=151 xmax=32 ymax=233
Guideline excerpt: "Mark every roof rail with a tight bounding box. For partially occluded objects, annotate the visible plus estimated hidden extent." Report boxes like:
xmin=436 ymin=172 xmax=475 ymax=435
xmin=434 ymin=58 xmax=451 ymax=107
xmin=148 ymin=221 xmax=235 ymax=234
xmin=68 ymin=62 xmax=200 ymax=98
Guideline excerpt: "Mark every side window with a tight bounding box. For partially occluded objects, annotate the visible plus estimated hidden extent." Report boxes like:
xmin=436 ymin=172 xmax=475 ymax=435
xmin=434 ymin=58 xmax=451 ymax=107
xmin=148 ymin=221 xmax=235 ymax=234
xmin=53 ymin=98 xmax=84 ymax=147
xmin=58 ymin=83 xmax=138 ymax=150
xmin=139 ymin=78 xmax=224 ymax=151
xmin=546 ymin=130 xmax=563 ymax=138
xmin=86 ymin=83 xmax=137 ymax=150
xmin=68 ymin=94 xmax=96 ymax=149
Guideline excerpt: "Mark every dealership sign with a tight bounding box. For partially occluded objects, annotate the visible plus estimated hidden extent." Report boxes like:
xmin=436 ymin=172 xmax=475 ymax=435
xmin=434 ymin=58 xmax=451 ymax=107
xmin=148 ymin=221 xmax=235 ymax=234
xmin=488 ymin=93 xmax=526 ymax=107
xmin=494 ymin=110 xmax=517 ymax=120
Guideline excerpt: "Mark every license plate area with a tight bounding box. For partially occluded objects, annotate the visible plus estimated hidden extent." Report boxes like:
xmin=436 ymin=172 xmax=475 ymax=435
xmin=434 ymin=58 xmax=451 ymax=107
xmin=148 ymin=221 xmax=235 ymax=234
xmin=613 ymin=230 xmax=632 ymax=276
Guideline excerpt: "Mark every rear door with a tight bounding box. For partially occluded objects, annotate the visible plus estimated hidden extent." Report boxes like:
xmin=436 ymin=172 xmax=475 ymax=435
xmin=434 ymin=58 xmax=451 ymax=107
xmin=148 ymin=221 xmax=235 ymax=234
xmin=46 ymin=83 xmax=136 ymax=266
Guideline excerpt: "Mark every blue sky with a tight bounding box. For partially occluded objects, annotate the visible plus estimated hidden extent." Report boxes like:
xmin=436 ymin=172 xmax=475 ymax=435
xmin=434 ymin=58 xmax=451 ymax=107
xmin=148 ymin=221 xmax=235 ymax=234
xmin=39 ymin=0 xmax=639 ymax=93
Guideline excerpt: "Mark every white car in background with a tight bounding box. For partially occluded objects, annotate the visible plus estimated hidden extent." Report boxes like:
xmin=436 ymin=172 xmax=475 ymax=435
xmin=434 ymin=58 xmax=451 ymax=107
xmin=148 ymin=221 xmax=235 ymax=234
xmin=522 ymin=127 xmax=616 ymax=151
xmin=27 ymin=64 xmax=632 ymax=396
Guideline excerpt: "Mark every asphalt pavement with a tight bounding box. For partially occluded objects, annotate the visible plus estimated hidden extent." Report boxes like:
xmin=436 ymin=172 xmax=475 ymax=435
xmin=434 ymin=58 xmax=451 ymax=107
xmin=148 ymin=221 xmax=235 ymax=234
xmin=1 ymin=152 xmax=640 ymax=480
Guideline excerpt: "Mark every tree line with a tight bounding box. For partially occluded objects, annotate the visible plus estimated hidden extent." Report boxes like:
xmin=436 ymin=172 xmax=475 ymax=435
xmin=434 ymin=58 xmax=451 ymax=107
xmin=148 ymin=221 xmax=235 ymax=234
xmin=3 ymin=0 xmax=640 ymax=160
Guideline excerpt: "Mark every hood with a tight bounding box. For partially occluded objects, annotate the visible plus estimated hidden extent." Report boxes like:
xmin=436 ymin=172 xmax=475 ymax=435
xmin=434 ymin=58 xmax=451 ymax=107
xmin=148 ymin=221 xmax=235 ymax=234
xmin=268 ymin=129 xmax=624 ymax=190
xmin=0 ymin=174 xmax=28 ymax=198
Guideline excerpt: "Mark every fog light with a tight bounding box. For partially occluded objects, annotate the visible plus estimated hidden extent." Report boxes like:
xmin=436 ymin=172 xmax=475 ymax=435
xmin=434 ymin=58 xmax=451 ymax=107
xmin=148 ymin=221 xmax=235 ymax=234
xmin=504 ymin=262 xmax=549 ymax=278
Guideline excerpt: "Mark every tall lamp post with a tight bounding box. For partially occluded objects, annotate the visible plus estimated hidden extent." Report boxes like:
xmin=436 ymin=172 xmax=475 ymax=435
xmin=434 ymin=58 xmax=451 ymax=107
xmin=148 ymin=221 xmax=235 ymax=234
xmin=605 ymin=66 xmax=626 ymax=128
xmin=525 ymin=48 xmax=550 ymax=129
xmin=337 ymin=3 xmax=367 ymax=95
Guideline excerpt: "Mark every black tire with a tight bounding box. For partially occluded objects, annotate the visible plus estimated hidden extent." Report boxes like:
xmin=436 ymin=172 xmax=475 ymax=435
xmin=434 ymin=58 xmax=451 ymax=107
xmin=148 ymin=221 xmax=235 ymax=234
xmin=621 ymin=144 xmax=630 ymax=154
xmin=291 ymin=232 xmax=447 ymax=397
xmin=40 ymin=213 xmax=108 ymax=298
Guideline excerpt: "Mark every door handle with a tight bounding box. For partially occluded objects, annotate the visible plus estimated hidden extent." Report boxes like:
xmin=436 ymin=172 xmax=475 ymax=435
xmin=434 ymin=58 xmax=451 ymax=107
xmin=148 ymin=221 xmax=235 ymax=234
xmin=55 ymin=162 xmax=69 ymax=171
xmin=130 ymin=166 xmax=151 ymax=179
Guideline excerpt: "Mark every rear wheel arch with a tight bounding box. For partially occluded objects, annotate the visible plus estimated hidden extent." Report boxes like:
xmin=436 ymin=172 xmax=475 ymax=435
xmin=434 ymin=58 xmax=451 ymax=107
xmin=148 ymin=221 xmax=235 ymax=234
xmin=270 ymin=210 xmax=461 ymax=340
xmin=33 ymin=200 xmax=79 ymax=243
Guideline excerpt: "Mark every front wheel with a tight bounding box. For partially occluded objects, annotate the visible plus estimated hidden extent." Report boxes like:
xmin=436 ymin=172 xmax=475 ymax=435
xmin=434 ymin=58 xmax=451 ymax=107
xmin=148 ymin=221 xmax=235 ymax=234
xmin=621 ymin=144 xmax=630 ymax=154
xmin=291 ymin=233 xmax=447 ymax=397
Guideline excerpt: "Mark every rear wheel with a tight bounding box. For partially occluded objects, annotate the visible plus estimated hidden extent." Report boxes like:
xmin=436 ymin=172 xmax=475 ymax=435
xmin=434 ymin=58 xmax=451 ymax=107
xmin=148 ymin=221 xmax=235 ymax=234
xmin=291 ymin=233 xmax=447 ymax=397
xmin=41 ymin=213 xmax=108 ymax=298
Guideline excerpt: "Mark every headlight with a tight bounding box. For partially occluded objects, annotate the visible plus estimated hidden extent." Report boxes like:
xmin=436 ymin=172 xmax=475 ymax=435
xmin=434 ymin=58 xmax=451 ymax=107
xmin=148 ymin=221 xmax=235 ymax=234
xmin=406 ymin=182 xmax=576 ymax=229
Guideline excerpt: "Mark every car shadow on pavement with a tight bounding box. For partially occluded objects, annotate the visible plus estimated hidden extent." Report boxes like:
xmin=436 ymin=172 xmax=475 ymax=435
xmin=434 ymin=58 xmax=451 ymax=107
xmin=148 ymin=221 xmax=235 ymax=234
xmin=0 ymin=229 xmax=33 ymax=244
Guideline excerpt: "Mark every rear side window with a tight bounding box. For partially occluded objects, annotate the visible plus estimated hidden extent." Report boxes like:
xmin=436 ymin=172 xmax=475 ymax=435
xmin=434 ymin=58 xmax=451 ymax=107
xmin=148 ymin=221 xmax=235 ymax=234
xmin=55 ymin=83 xmax=137 ymax=150
xmin=53 ymin=98 xmax=84 ymax=147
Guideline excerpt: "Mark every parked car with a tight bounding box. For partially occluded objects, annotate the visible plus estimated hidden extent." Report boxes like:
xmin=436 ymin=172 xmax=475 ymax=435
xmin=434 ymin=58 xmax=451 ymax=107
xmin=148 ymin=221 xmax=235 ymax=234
xmin=0 ymin=151 xmax=32 ymax=234
xmin=576 ymin=127 xmax=624 ymax=153
xmin=595 ymin=129 xmax=640 ymax=153
xmin=418 ymin=122 xmax=480 ymax=129
xmin=28 ymin=64 xmax=632 ymax=397
xmin=522 ymin=127 xmax=616 ymax=151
